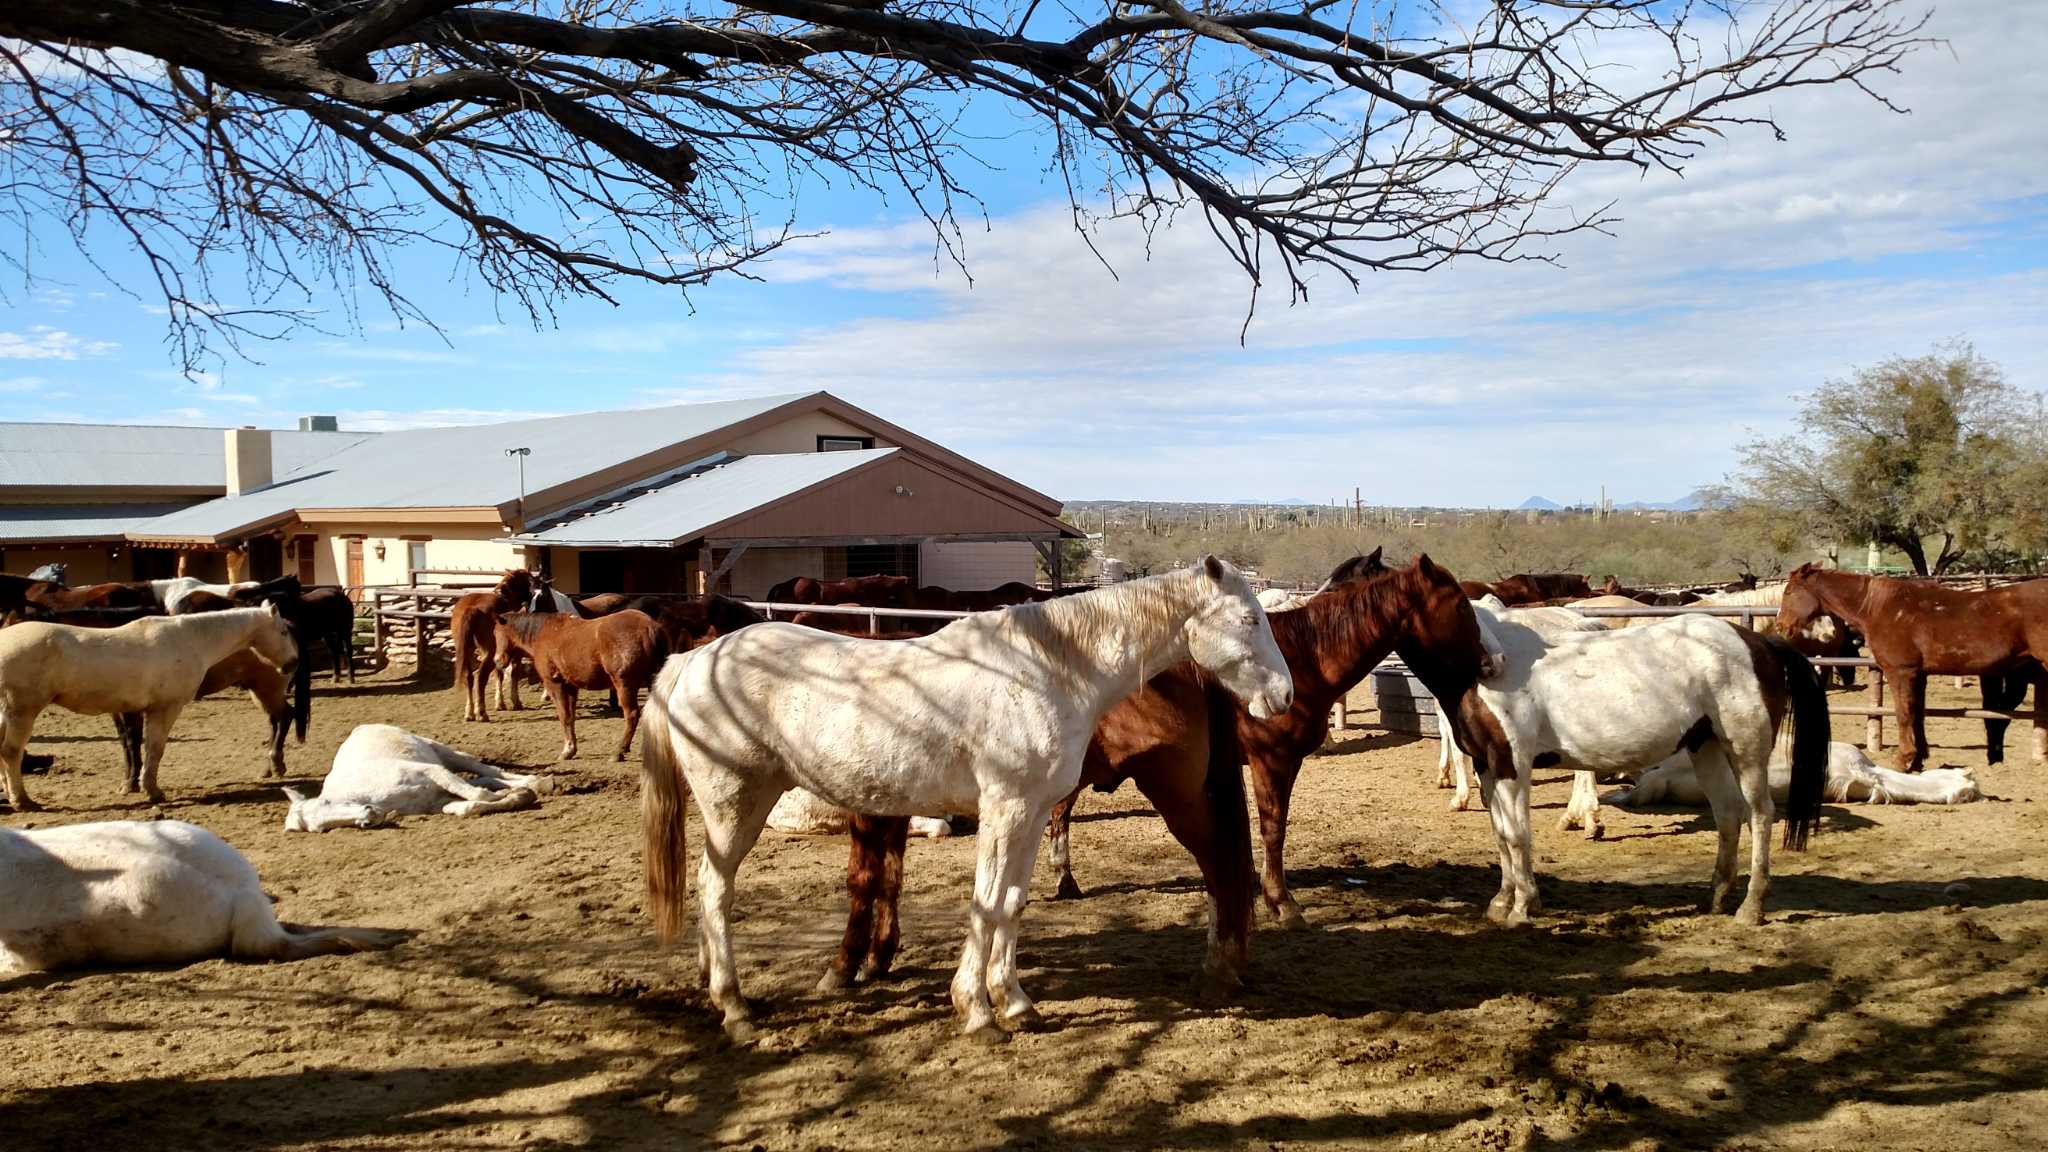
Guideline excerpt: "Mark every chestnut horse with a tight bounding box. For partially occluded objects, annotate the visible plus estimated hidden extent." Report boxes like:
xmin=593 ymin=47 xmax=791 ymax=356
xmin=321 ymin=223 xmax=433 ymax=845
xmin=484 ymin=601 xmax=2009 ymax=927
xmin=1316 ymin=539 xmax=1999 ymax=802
xmin=451 ymin=569 xmax=536 ymax=722
xmin=827 ymin=553 xmax=1499 ymax=996
xmin=494 ymin=608 xmax=666 ymax=761
xmin=578 ymin=592 xmax=763 ymax=651
xmin=1777 ymin=565 xmax=2048 ymax=771
xmin=762 ymin=573 xmax=913 ymax=612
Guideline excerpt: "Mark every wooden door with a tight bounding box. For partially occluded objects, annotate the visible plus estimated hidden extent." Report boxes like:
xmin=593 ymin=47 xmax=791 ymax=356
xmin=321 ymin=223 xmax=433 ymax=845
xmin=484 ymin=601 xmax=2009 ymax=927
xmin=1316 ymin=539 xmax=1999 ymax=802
xmin=295 ymin=535 xmax=317 ymax=584
xmin=344 ymin=538 xmax=364 ymax=590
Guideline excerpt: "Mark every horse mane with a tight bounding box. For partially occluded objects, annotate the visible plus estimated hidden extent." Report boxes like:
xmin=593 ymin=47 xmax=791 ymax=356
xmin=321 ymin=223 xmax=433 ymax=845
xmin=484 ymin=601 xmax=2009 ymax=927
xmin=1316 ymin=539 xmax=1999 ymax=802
xmin=508 ymin=611 xmax=551 ymax=646
xmin=1270 ymin=564 xmax=1407 ymax=660
xmin=1697 ymin=583 xmax=1785 ymax=607
xmin=1016 ymin=567 xmax=1208 ymax=664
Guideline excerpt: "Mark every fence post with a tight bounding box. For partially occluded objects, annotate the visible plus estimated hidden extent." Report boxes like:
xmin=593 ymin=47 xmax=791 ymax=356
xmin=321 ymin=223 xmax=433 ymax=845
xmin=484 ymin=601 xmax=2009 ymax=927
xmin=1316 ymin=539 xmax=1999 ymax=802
xmin=1865 ymin=672 xmax=1885 ymax=752
xmin=415 ymin=610 xmax=430 ymax=678
xmin=371 ymin=590 xmax=386 ymax=657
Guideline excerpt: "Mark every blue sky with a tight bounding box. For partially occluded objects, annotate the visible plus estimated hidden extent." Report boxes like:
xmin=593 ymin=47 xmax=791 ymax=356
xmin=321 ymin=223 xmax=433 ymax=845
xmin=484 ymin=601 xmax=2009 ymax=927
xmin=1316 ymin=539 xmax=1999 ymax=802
xmin=3 ymin=0 xmax=2045 ymax=508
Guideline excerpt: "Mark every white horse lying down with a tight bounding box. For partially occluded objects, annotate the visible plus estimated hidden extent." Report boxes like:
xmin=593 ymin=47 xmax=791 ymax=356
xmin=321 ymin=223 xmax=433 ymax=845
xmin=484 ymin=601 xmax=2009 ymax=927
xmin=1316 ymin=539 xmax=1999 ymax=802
xmin=642 ymin=557 xmax=1292 ymax=1041
xmin=767 ymin=788 xmax=954 ymax=839
xmin=1606 ymin=741 xmax=1981 ymax=808
xmin=0 ymin=820 xmax=396 ymax=973
xmin=283 ymin=724 xmax=555 ymax=832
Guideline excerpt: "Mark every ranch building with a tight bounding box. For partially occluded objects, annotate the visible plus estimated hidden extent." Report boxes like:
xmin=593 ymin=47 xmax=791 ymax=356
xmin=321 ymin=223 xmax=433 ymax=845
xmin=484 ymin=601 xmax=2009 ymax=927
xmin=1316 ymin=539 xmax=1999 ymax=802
xmin=0 ymin=392 xmax=1079 ymax=596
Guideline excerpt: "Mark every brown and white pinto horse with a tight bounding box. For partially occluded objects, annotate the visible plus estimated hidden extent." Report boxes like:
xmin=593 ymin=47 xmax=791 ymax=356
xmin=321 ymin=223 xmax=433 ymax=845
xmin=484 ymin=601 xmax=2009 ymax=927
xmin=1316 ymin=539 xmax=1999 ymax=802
xmin=826 ymin=553 xmax=1499 ymax=996
xmin=451 ymin=570 xmax=537 ymax=722
xmin=494 ymin=609 xmax=667 ymax=761
xmin=1778 ymin=564 xmax=2048 ymax=771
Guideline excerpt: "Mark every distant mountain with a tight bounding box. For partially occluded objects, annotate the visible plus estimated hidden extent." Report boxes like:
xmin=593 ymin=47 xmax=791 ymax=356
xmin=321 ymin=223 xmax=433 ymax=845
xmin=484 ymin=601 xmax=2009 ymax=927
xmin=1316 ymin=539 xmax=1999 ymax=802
xmin=1615 ymin=493 xmax=1707 ymax=512
xmin=1226 ymin=497 xmax=1315 ymax=506
xmin=1518 ymin=496 xmax=1563 ymax=511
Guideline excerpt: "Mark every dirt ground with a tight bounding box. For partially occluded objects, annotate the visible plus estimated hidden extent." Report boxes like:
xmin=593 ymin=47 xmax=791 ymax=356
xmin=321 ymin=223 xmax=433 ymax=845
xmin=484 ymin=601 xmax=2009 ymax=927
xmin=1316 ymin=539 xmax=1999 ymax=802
xmin=4 ymin=659 xmax=2046 ymax=1152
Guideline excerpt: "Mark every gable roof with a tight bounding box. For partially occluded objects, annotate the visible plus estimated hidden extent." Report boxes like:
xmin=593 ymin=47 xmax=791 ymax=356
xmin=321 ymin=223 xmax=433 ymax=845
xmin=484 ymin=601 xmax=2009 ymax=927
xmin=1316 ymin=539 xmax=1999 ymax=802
xmin=0 ymin=422 xmax=368 ymax=493
xmin=0 ymin=503 xmax=194 ymax=546
xmin=120 ymin=392 xmax=1065 ymax=544
xmin=510 ymin=449 xmax=896 ymax=547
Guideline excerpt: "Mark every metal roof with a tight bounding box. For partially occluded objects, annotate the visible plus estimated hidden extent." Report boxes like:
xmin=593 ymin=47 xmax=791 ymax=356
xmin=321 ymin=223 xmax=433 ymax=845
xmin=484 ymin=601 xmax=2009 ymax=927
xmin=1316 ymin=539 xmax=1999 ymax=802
xmin=129 ymin=393 xmax=813 ymax=540
xmin=0 ymin=503 xmax=195 ymax=545
xmin=0 ymin=423 xmax=368 ymax=490
xmin=506 ymin=448 xmax=896 ymax=547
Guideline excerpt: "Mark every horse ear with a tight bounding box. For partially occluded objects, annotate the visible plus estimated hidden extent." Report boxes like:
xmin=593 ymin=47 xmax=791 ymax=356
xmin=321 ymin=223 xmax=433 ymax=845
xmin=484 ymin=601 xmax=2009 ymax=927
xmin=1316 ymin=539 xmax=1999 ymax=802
xmin=1365 ymin=546 xmax=1383 ymax=567
xmin=1201 ymin=554 xmax=1226 ymax=582
xmin=1413 ymin=553 xmax=1440 ymax=576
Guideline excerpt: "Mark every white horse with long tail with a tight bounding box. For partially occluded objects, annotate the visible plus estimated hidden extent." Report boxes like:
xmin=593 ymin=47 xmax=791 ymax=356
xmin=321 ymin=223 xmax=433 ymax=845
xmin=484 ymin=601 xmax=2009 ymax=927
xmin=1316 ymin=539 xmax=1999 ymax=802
xmin=0 ymin=605 xmax=299 ymax=809
xmin=641 ymin=557 xmax=1293 ymax=1042
xmin=1462 ymin=601 xmax=1830 ymax=926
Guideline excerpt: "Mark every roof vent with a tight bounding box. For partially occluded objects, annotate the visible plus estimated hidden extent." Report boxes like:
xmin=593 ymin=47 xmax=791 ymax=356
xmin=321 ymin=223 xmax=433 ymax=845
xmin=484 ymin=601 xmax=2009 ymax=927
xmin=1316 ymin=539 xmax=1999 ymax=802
xmin=299 ymin=415 xmax=339 ymax=432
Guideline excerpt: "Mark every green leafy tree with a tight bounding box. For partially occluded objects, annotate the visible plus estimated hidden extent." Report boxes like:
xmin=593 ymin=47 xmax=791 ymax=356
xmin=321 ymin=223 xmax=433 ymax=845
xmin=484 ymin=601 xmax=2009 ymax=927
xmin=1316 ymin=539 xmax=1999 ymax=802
xmin=1731 ymin=343 xmax=2030 ymax=574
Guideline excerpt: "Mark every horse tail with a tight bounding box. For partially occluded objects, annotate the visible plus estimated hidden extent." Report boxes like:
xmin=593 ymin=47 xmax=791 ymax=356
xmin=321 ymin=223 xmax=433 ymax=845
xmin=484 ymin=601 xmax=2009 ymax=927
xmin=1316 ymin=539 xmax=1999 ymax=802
xmin=292 ymin=631 xmax=313 ymax=742
xmin=1762 ymin=632 xmax=1828 ymax=851
xmin=641 ymin=651 xmax=694 ymax=945
xmin=1202 ymin=675 xmax=1254 ymax=984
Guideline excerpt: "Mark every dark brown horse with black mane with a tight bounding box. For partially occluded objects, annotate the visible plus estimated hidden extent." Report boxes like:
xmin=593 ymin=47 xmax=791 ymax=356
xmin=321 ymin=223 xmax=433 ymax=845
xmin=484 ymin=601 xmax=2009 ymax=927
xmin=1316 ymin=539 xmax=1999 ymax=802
xmin=826 ymin=551 xmax=1499 ymax=997
xmin=763 ymin=574 xmax=913 ymax=611
xmin=577 ymin=592 xmax=763 ymax=651
xmin=494 ymin=608 xmax=667 ymax=761
xmin=1467 ymin=572 xmax=1594 ymax=606
xmin=1778 ymin=564 xmax=2048 ymax=771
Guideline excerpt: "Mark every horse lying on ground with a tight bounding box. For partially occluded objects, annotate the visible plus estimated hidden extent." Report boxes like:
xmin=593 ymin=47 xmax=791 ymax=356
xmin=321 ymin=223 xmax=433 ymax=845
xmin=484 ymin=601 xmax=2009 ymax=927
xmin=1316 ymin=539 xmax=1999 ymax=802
xmin=283 ymin=724 xmax=555 ymax=831
xmin=766 ymin=787 xmax=953 ymax=839
xmin=1464 ymin=600 xmax=1827 ymax=925
xmin=642 ymin=557 xmax=1293 ymax=1041
xmin=0 ymin=605 xmax=299 ymax=809
xmin=0 ymin=821 xmax=398 ymax=973
xmin=496 ymin=608 xmax=666 ymax=760
xmin=1606 ymin=740 xmax=1979 ymax=809
xmin=1779 ymin=564 xmax=2048 ymax=772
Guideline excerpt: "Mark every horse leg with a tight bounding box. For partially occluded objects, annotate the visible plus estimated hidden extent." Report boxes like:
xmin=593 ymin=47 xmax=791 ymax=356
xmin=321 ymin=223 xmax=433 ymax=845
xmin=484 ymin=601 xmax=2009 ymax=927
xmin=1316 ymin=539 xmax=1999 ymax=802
xmin=551 ymin=680 xmax=578 ymax=761
xmin=1728 ymin=735 xmax=1777 ymax=927
xmin=1478 ymin=758 xmax=1539 ymax=926
xmin=1248 ymin=760 xmax=1307 ymax=929
xmin=822 ymin=815 xmax=908 ymax=992
xmin=694 ymin=782 xmax=780 ymax=1042
xmin=114 ymin=712 xmax=143 ymax=792
xmin=867 ymin=815 xmax=908 ymax=982
xmin=339 ymin=627 xmax=355 ymax=684
xmin=139 ymin=704 xmax=184 ymax=803
xmin=1045 ymin=784 xmax=1084 ymax=899
xmin=1436 ymin=727 xmax=1455 ymax=789
xmin=1133 ymin=754 xmax=1253 ymax=1001
xmin=611 ymin=672 xmax=639 ymax=762
xmin=1982 ymin=672 xmax=2024 ymax=766
xmin=440 ymin=787 xmax=539 ymax=817
xmin=1560 ymin=770 xmax=1602 ymax=839
xmin=0 ymin=705 xmax=40 ymax=811
xmin=1691 ymin=742 xmax=1747 ymax=917
xmin=952 ymin=795 xmax=1024 ymax=1038
xmin=981 ymin=794 xmax=1052 ymax=1033
xmin=1885 ymin=668 xmax=1925 ymax=772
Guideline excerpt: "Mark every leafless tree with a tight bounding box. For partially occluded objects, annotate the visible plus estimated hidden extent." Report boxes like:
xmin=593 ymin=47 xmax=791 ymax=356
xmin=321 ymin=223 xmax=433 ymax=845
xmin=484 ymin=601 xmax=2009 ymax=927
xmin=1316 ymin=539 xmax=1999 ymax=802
xmin=2 ymin=0 xmax=1933 ymax=365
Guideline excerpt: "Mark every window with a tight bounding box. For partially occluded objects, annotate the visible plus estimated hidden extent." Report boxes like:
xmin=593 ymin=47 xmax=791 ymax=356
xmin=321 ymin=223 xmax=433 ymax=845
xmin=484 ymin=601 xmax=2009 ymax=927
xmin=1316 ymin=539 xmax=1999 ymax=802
xmin=817 ymin=435 xmax=874 ymax=452
xmin=407 ymin=541 xmax=428 ymax=573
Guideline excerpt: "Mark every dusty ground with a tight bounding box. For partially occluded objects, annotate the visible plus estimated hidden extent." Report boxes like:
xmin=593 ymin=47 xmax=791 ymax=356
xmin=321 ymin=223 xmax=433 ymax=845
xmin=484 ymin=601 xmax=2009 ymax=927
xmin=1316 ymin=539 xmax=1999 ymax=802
xmin=4 ymin=660 xmax=2046 ymax=1152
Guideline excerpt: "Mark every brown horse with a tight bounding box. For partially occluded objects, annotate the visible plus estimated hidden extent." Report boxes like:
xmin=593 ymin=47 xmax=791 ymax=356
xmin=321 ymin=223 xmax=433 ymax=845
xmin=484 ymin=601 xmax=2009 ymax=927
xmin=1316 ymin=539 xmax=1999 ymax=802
xmin=827 ymin=553 xmax=1498 ymax=996
xmin=116 ymin=648 xmax=300 ymax=784
xmin=580 ymin=592 xmax=764 ymax=651
xmin=242 ymin=582 xmax=356 ymax=683
xmin=451 ymin=569 xmax=536 ymax=722
xmin=1778 ymin=564 xmax=2048 ymax=771
xmin=494 ymin=608 xmax=666 ymax=761
xmin=763 ymin=573 xmax=913 ymax=610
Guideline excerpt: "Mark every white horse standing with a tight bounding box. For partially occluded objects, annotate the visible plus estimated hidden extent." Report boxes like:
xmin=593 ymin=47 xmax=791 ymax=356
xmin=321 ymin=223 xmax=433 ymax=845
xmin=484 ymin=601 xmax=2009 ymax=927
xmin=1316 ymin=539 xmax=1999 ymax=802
xmin=284 ymin=724 xmax=555 ymax=831
xmin=0 ymin=605 xmax=300 ymax=809
xmin=1464 ymin=602 xmax=1829 ymax=925
xmin=641 ymin=558 xmax=1293 ymax=1041
xmin=1 ymin=820 xmax=397 ymax=973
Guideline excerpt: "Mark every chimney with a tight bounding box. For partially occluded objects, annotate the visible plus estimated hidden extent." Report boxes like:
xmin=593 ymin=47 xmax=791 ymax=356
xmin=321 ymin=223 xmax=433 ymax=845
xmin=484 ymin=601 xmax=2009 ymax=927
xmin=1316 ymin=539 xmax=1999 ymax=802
xmin=226 ymin=426 xmax=273 ymax=496
xmin=299 ymin=415 xmax=339 ymax=432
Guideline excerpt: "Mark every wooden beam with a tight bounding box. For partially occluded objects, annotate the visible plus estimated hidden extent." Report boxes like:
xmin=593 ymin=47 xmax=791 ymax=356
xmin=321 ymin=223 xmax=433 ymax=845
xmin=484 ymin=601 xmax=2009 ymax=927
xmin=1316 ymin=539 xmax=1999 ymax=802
xmin=706 ymin=542 xmax=750 ymax=590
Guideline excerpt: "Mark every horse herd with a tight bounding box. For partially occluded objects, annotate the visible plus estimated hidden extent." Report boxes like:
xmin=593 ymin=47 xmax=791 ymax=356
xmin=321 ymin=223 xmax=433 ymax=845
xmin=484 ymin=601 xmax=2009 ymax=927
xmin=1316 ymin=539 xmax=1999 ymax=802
xmin=0 ymin=553 xmax=2036 ymax=1050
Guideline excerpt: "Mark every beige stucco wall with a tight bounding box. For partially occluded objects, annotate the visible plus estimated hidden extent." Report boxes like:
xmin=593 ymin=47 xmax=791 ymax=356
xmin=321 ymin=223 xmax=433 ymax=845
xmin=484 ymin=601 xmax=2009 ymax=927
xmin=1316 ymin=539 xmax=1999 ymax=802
xmin=724 ymin=412 xmax=892 ymax=456
xmin=725 ymin=546 xmax=826 ymax=599
xmin=0 ymin=545 xmax=132 ymax=584
xmin=308 ymin=522 xmax=521 ymax=588
xmin=919 ymin=541 xmax=1039 ymax=590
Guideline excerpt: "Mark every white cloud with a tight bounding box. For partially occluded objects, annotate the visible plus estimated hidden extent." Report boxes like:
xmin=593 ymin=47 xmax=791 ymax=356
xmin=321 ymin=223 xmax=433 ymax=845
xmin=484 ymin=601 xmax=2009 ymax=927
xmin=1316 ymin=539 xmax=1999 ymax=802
xmin=0 ymin=326 xmax=117 ymax=360
xmin=0 ymin=375 xmax=48 ymax=393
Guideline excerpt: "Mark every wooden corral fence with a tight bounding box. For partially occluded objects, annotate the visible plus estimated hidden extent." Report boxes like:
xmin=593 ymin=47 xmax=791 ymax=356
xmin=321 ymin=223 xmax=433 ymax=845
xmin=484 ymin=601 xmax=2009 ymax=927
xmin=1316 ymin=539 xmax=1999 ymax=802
xmin=1373 ymin=604 xmax=2048 ymax=763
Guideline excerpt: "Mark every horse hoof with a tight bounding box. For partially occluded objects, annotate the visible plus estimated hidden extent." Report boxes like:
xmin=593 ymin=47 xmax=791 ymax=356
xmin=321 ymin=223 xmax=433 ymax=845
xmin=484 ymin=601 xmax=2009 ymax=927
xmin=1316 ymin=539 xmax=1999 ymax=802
xmin=815 ymin=968 xmax=853 ymax=994
xmin=964 ymin=1020 xmax=1010 ymax=1046
xmin=999 ymin=1004 xmax=1044 ymax=1033
xmin=1586 ymin=824 xmax=1605 ymax=842
xmin=722 ymin=1017 xmax=758 ymax=1045
xmin=857 ymin=958 xmax=894 ymax=983
xmin=12 ymin=797 xmax=42 ymax=813
xmin=1734 ymin=903 xmax=1766 ymax=927
xmin=1272 ymin=904 xmax=1309 ymax=931
xmin=1053 ymin=875 xmax=1084 ymax=901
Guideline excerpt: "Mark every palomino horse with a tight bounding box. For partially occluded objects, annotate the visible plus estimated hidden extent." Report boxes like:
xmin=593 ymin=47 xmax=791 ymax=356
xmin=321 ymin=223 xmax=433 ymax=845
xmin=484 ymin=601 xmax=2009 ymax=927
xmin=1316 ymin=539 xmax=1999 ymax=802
xmin=1 ymin=820 xmax=397 ymax=972
xmin=1778 ymin=564 xmax=2047 ymax=771
xmin=641 ymin=557 xmax=1293 ymax=1041
xmin=495 ymin=609 xmax=666 ymax=761
xmin=0 ymin=605 xmax=300 ymax=808
xmin=452 ymin=569 xmax=537 ymax=721
xmin=1466 ymin=601 xmax=1828 ymax=925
